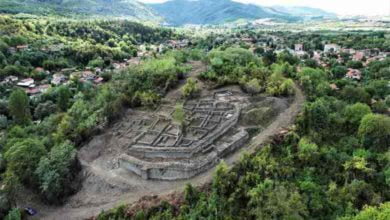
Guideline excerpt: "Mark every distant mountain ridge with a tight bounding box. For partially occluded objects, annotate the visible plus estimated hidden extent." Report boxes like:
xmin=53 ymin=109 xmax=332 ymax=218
xmin=270 ymin=6 xmax=337 ymax=19
xmin=148 ymin=0 xmax=296 ymax=25
xmin=0 ymin=0 xmax=160 ymax=20
xmin=0 ymin=0 xmax=337 ymax=25
xmin=149 ymin=0 xmax=337 ymax=25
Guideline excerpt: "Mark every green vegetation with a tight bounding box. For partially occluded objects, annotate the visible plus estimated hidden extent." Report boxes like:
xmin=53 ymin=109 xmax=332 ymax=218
xmin=0 ymin=0 xmax=159 ymax=20
xmin=8 ymin=89 xmax=30 ymax=125
xmin=200 ymin=47 xmax=294 ymax=97
xmin=97 ymin=30 xmax=390 ymax=220
xmin=172 ymin=103 xmax=186 ymax=127
xmin=181 ymin=78 xmax=200 ymax=98
xmin=1 ymin=10 xmax=390 ymax=220
xmin=0 ymin=37 xmax=188 ymax=215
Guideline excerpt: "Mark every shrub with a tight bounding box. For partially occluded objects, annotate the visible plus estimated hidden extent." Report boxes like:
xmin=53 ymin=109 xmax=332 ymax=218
xmin=245 ymin=78 xmax=262 ymax=95
xmin=358 ymin=114 xmax=390 ymax=151
xmin=35 ymin=141 xmax=79 ymax=203
xmin=4 ymin=138 xmax=46 ymax=184
xmin=181 ymin=78 xmax=200 ymax=98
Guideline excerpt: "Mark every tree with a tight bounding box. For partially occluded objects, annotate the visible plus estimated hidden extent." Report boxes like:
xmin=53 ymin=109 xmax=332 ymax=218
xmin=299 ymin=68 xmax=328 ymax=98
xmin=344 ymin=103 xmax=372 ymax=130
xmin=35 ymin=141 xmax=78 ymax=203
xmin=56 ymin=86 xmax=72 ymax=112
xmin=4 ymin=138 xmax=46 ymax=184
xmin=332 ymin=65 xmax=348 ymax=79
xmin=34 ymin=101 xmax=57 ymax=120
xmin=358 ymin=114 xmax=390 ymax=151
xmin=8 ymin=89 xmax=30 ymax=125
xmin=267 ymin=72 xmax=294 ymax=96
xmin=262 ymin=50 xmax=276 ymax=66
xmin=340 ymin=86 xmax=371 ymax=104
xmin=347 ymin=60 xmax=363 ymax=69
xmin=248 ymin=180 xmax=308 ymax=219
xmin=339 ymin=202 xmax=390 ymax=220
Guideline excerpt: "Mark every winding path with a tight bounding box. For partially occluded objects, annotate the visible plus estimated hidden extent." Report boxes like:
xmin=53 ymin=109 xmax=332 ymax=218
xmin=28 ymin=63 xmax=305 ymax=220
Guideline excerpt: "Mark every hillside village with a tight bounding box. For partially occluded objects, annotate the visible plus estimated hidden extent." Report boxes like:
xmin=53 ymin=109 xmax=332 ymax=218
xmin=0 ymin=39 xmax=190 ymax=97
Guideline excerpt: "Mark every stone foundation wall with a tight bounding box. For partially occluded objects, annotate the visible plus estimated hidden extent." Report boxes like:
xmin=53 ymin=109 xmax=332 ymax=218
xmin=120 ymin=129 xmax=249 ymax=180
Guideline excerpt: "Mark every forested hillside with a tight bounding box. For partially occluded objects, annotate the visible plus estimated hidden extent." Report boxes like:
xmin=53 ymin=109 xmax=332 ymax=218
xmin=0 ymin=15 xmax=181 ymax=218
xmin=0 ymin=0 xmax=160 ymax=20
xmin=148 ymin=0 xmax=294 ymax=25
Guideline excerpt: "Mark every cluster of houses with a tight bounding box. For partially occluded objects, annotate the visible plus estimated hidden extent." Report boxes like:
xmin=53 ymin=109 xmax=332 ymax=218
xmin=0 ymin=66 xmax=107 ymax=96
xmin=7 ymin=45 xmax=29 ymax=54
xmin=1 ymin=38 xmax=193 ymax=97
xmin=291 ymin=43 xmax=390 ymax=80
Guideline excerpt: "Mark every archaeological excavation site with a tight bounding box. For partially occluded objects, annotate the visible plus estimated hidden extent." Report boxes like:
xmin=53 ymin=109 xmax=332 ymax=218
xmin=80 ymin=86 xmax=292 ymax=181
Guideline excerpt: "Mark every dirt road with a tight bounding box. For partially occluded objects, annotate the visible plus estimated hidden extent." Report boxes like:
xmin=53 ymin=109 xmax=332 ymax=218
xmin=27 ymin=63 xmax=305 ymax=220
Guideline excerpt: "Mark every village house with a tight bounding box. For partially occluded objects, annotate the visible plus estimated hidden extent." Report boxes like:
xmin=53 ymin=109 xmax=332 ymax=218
xmin=34 ymin=67 xmax=48 ymax=75
xmin=61 ymin=68 xmax=76 ymax=74
xmin=51 ymin=73 xmax=67 ymax=85
xmin=16 ymin=45 xmax=29 ymax=52
xmin=112 ymin=62 xmax=127 ymax=69
xmin=4 ymin=75 xmax=18 ymax=84
xmin=346 ymin=68 xmax=362 ymax=80
xmin=167 ymin=39 xmax=189 ymax=49
xmin=25 ymin=84 xmax=50 ymax=96
xmin=241 ymin=37 xmax=253 ymax=43
xmin=126 ymin=57 xmax=141 ymax=65
xmin=17 ymin=78 xmax=35 ymax=88
xmin=324 ymin=44 xmax=340 ymax=53
xmin=95 ymin=67 xmax=102 ymax=74
xmin=341 ymin=48 xmax=356 ymax=54
xmin=94 ymin=77 xmax=104 ymax=84
xmin=312 ymin=51 xmax=322 ymax=62
xmin=294 ymin=44 xmax=304 ymax=52
xmin=158 ymin=44 xmax=165 ymax=53
xmin=353 ymin=51 xmax=365 ymax=61
xmin=82 ymin=70 xmax=96 ymax=81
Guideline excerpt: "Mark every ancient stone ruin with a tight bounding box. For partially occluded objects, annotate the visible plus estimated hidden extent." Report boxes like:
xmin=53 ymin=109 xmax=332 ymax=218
xmin=117 ymin=90 xmax=250 ymax=180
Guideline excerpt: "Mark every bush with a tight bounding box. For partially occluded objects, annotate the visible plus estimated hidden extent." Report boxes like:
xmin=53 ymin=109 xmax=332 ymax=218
xmin=35 ymin=141 xmax=79 ymax=203
xmin=267 ymin=73 xmax=294 ymax=96
xmin=181 ymin=78 xmax=200 ymax=98
xmin=340 ymin=86 xmax=371 ymax=104
xmin=4 ymin=138 xmax=46 ymax=184
xmin=4 ymin=208 xmax=21 ymax=220
xmin=297 ymin=138 xmax=318 ymax=161
xmin=34 ymin=101 xmax=57 ymax=120
xmin=88 ymin=57 xmax=105 ymax=68
xmin=172 ymin=103 xmax=186 ymax=126
xmin=244 ymin=78 xmax=262 ymax=95
xmin=358 ymin=114 xmax=390 ymax=151
xmin=0 ymin=191 xmax=11 ymax=219
xmin=0 ymin=65 xmax=26 ymax=78
xmin=343 ymin=103 xmax=372 ymax=129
